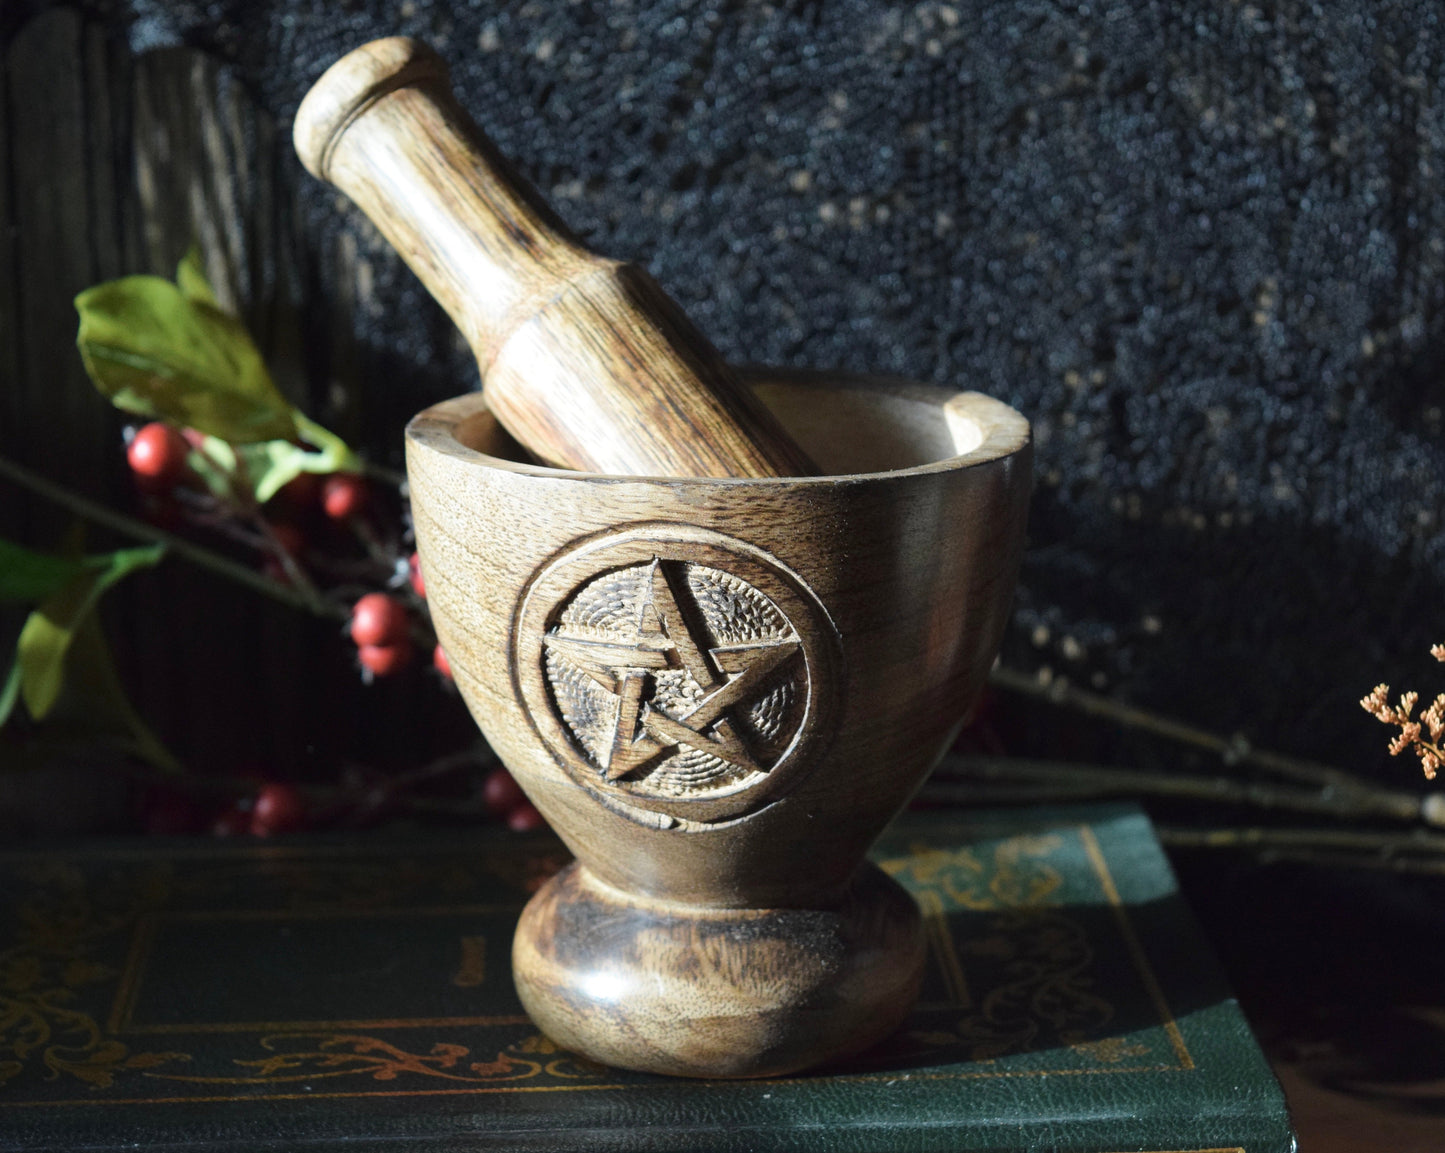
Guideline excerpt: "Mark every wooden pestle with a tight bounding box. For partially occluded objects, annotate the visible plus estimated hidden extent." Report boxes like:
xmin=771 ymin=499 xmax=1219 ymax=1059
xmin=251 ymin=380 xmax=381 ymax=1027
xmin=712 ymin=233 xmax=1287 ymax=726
xmin=294 ymin=38 xmax=817 ymax=479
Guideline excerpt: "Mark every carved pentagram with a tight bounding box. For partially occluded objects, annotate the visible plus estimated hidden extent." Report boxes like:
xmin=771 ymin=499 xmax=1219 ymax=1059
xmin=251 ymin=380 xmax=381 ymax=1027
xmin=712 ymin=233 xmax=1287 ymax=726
xmin=543 ymin=559 xmax=804 ymax=797
xmin=514 ymin=525 xmax=838 ymax=828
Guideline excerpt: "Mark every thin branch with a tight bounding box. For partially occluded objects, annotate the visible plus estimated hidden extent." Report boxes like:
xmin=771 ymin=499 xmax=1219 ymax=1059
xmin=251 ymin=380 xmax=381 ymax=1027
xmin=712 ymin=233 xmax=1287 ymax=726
xmin=915 ymin=781 xmax=1112 ymax=806
xmin=386 ymin=745 xmax=498 ymax=790
xmin=1156 ymin=824 xmax=1445 ymax=875
xmin=0 ymin=453 xmax=345 ymax=622
xmin=253 ymin=515 xmax=324 ymax=601
xmin=1158 ymin=824 xmax=1445 ymax=854
xmin=927 ymin=754 xmax=1442 ymax=826
xmin=987 ymin=664 xmax=1437 ymax=820
xmin=119 ymin=752 xmax=500 ymax=821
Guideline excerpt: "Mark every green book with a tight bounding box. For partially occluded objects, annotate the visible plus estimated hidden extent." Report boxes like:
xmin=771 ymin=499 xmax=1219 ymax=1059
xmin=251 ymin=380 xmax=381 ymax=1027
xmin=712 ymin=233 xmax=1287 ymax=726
xmin=0 ymin=804 xmax=1295 ymax=1152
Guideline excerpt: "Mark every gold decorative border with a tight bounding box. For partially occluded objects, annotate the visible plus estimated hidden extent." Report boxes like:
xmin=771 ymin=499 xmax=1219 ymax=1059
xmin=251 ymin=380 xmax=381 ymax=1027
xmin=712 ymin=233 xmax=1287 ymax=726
xmin=914 ymin=887 xmax=972 ymax=1009
xmin=1 ymin=821 xmax=1197 ymax=1108
xmin=1080 ymin=825 xmax=1195 ymax=1070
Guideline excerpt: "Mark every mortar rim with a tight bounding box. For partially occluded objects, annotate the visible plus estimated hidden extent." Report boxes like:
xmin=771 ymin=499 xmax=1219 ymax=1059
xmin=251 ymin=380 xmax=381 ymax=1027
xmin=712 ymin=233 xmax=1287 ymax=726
xmin=405 ymin=368 xmax=1030 ymax=485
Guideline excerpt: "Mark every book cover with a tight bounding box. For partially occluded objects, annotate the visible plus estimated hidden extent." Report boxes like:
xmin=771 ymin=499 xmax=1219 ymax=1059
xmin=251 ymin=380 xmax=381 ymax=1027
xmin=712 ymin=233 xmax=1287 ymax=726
xmin=0 ymin=804 xmax=1295 ymax=1152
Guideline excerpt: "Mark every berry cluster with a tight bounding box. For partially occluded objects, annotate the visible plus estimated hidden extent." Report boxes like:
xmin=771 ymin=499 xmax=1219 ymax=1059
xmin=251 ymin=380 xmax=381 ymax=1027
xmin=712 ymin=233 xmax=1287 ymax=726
xmin=139 ymin=765 xmax=546 ymax=839
xmin=141 ymin=780 xmax=309 ymax=837
xmin=350 ymin=591 xmax=414 ymax=675
xmin=124 ymin=420 xmax=450 ymax=681
xmin=347 ymin=568 xmax=452 ymax=681
xmin=121 ymin=419 xmax=538 ymax=838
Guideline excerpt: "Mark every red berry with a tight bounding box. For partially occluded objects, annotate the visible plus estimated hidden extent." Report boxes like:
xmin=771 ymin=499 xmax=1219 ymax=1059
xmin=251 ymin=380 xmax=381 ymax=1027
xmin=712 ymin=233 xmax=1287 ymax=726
xmin=250 ymin=782 xmax=307 ymax=836
xmin=507 ymin=802 xmax=547 ymax=832
xmin=322 ymin=473 xmax=369 ymax=520
xmin=127 ymin=423 xmax=191 ymax=485
xmin=350 ymin=593 xmax=410 ymax=647
xmin=483 ymin=767 xmax=526 ymax=815
xmin=433 ymin=643 xmax=452 ymax=679
xmin=408 ymin=552 xmax=426 ymax=598
xmin=358 ymin=637 xmax=413 ymax=676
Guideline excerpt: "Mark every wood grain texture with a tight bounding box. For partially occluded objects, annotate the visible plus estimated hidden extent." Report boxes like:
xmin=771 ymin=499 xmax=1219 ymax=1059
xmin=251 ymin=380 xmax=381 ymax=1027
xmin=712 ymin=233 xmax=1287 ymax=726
xmin=513 ymin=860 xmax=925 ymax=1078
xmin=294 ymin=37 xmax=817 ymax=479
xmin=407 ymin=370 xmax=1031 ymax=1074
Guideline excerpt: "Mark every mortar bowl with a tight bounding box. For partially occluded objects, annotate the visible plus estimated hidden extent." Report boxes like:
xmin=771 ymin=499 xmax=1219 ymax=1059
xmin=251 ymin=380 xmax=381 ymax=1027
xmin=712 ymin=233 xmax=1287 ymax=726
xmin=405 ymin=370 xmax=1031 ymax=1077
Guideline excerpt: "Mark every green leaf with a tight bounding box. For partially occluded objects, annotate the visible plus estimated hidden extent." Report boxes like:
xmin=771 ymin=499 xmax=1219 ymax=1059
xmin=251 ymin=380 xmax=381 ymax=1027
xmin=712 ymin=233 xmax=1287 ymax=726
xmin=185 ymin=434 xmax=240 ymax=501
xmin=75 ymin=271 xmax=297 ymax=444
xmin=189 ymin=414 xmax=360 ymax=505
xmin=16 ymin=544 xmax=165 ymax=721
xmin=249 ymin=413 xmax=363 ymax=503
xmin=0 ymin=661 xmax=19 ymax=729
xmin=174 ymin=245 xmax=222 ymax=309
xmin=0 ymin=539 xmax=85 ymax=603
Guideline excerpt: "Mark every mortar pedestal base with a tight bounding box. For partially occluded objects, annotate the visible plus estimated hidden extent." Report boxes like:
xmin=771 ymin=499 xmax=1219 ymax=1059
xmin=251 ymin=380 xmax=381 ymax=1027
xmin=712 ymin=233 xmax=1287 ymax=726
xmin=511 ymin=862 xmax=925 ymax=1079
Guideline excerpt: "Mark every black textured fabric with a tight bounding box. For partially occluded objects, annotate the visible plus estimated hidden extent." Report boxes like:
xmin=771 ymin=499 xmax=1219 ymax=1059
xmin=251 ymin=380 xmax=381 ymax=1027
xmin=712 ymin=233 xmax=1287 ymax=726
xmin=20 ymin=0 xmax=1445 ymax=774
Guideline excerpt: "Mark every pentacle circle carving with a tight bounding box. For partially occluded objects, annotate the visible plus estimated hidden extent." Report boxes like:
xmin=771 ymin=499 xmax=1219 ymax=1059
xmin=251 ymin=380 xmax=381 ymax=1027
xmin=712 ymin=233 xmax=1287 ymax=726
xmin=513 ymin=525 xmax=839 ymax=828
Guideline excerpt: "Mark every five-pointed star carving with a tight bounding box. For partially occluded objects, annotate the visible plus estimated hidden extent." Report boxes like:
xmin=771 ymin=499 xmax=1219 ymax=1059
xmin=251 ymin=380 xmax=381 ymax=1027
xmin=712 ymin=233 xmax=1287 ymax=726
xmin=544 ymin=559 xmax=800 ymax=781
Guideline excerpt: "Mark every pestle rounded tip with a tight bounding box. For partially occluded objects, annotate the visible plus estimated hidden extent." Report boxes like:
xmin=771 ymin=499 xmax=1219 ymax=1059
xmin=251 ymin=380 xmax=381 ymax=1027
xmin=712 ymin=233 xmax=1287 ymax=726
xmin=293 ymin=37 xmax=450 ymax=181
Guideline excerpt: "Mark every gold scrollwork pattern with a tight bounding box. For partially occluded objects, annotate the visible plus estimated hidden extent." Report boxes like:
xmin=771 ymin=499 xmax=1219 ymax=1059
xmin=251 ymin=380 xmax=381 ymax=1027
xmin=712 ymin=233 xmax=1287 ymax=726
xmin=949 ymin=908 xmax=1117 ymax=1061
xmin=0 ymin=852 xmax=605 ymax=1098
xmin=881 ymin=832 xmax=1133 ymax=1065
xmin=0 ymin=863 xmax=187 ymax=1089
xmin=882 ymin=834 xmax=1066 ymax=910
xmin=143 ymin=1031 xmax=601 ymax=1085
xmin=1 ymin=824 xmax=1176 ymax=1101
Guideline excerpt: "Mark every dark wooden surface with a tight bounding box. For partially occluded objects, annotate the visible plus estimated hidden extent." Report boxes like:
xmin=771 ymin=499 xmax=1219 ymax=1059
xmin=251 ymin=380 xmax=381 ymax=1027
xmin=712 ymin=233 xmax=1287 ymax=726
xmin=1276 ymin=1063 xmax=1445 ymax=1153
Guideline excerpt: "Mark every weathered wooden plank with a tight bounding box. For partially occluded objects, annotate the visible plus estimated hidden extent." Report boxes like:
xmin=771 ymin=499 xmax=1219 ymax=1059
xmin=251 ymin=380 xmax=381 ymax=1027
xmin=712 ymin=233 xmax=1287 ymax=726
xmin=0 ymin=14 xmax=19 ymax=543
xmin=82 ymin=20 xmax=127 ymax=288
xmin=6 ymin=8 xmax=115 ymax=509
xmin=122 ymin=46 xmax=309 ymax=769
xmin=79 ymin=20 xmax=134 ymax=519
xmin=119 ymin=41 xmax=447 ymax=776
xmin=129 ymin=49 xmax=313 ymax=401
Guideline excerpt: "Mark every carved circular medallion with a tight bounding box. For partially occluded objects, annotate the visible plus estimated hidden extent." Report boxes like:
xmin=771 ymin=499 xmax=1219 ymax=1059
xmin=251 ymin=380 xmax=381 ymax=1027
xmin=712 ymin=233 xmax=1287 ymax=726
xmin=513 ymin=525 xmax=839 ymax=828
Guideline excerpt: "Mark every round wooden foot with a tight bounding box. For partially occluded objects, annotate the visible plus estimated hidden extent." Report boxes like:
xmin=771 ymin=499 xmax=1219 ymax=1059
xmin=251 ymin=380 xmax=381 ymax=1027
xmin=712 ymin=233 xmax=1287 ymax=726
xmin=512 ymin=861 xmax=925 ymax=1078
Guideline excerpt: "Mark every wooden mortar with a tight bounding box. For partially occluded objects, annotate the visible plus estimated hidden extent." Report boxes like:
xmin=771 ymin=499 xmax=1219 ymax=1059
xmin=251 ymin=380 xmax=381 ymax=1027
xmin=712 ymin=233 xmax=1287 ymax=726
xmin=298 ymin=39 xmax=1032 ymax=1078
xmin=406 ymin=373 xmax=1031 ymax=1077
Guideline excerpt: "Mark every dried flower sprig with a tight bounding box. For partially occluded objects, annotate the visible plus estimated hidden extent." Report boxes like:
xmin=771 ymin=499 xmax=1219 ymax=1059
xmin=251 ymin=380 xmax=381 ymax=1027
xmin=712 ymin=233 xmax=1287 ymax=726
xmin=1361 ymin=644 xmax=1445 ymax=779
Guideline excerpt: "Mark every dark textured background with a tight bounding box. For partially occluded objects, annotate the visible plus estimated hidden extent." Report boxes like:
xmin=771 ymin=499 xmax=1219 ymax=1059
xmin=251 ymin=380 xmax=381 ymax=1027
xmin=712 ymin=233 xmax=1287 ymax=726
xmin=7 ymin=0 xmax=1445 ymax=780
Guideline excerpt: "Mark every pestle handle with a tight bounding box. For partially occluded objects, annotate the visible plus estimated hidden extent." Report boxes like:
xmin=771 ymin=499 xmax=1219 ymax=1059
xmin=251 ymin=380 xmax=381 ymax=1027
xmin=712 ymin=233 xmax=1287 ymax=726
xmin=294 ymin=38 xmax=817 ymax=478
